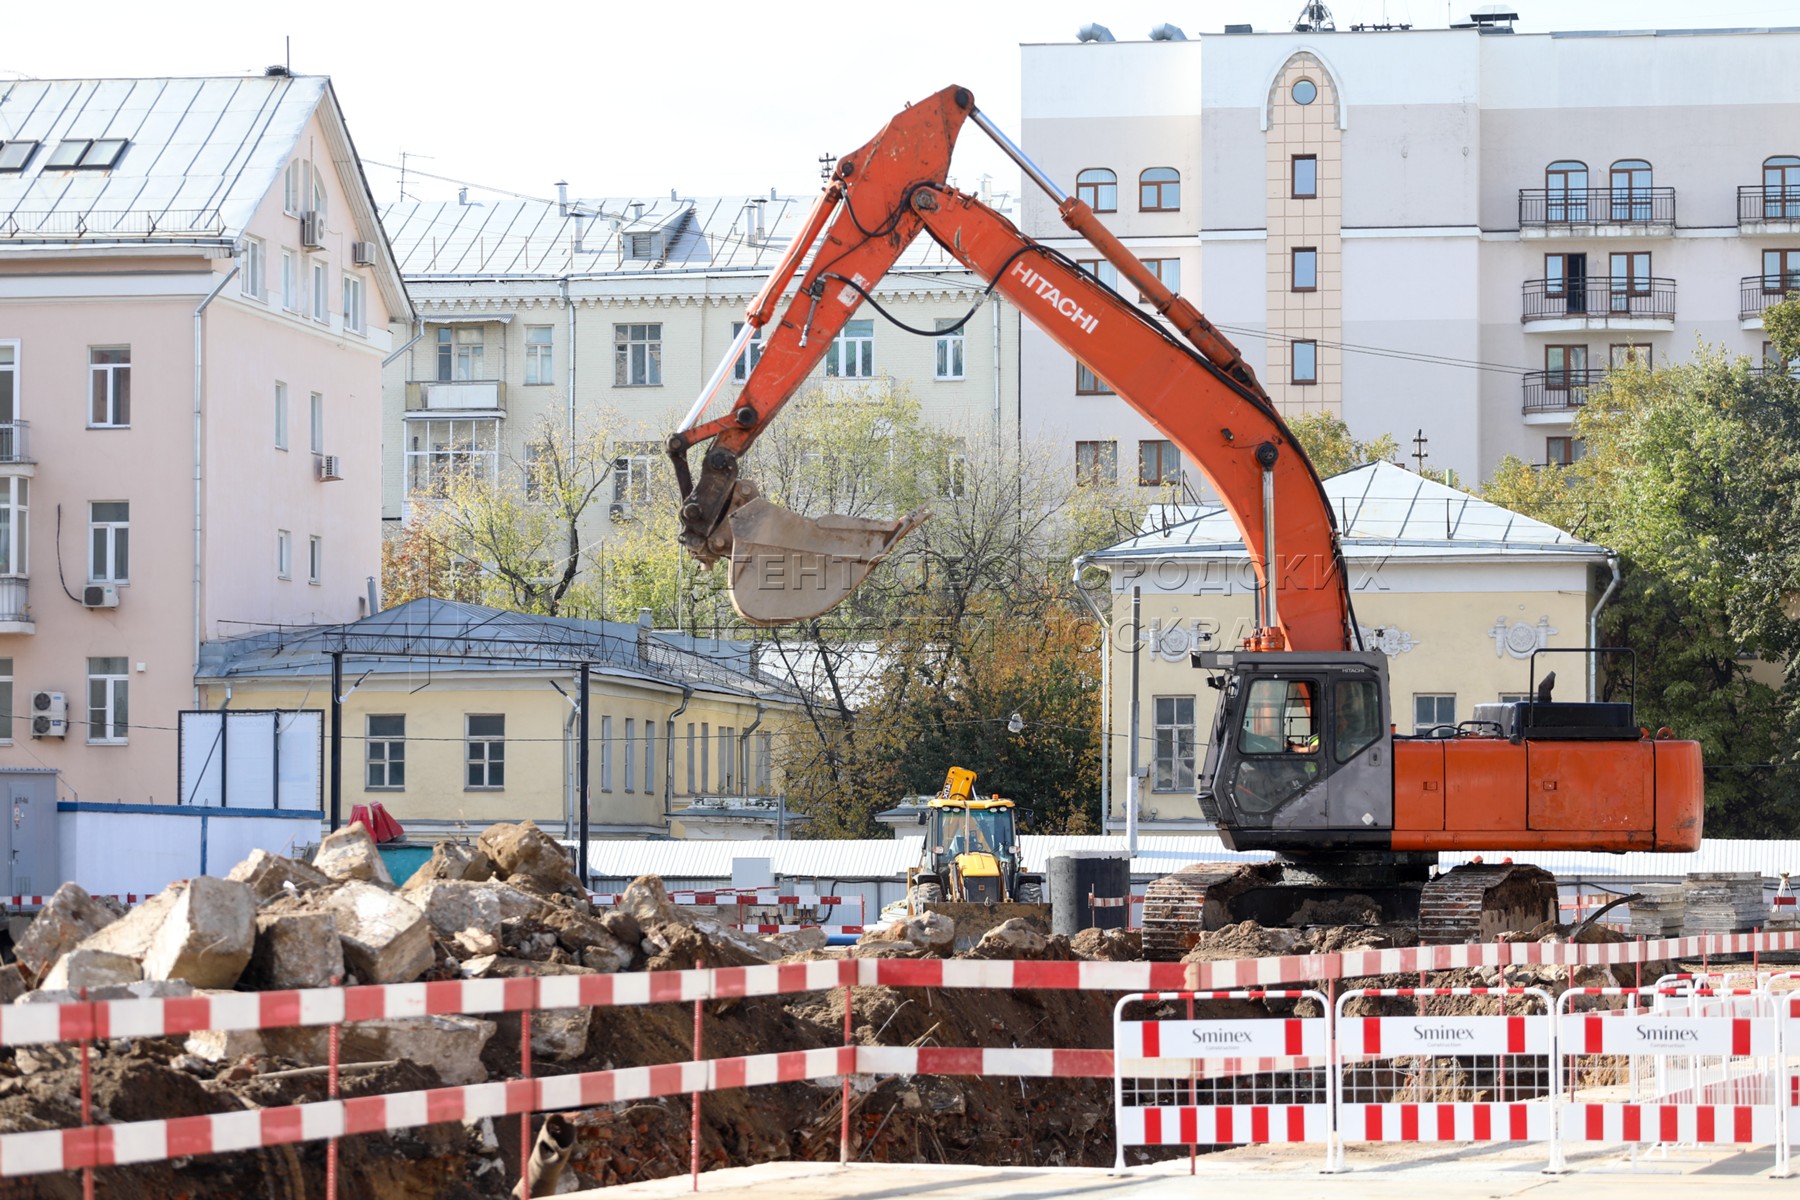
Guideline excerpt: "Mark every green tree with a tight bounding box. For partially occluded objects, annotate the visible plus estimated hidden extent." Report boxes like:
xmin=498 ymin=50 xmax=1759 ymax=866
xmin=1288 ymin=411 xmax=1400 ymax=477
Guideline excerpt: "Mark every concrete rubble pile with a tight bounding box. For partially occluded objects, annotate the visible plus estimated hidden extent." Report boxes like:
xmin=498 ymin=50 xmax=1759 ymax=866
xmin=1627 ymin=884 xmax=1687 ymax=937
xmin=1681 ymin=871 xmax=1766 ymax=936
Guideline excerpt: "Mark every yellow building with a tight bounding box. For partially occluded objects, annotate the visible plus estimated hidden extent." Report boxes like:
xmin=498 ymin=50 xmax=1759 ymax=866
xmin=1083 ymin=462 xmax=1614 ymax=830
xmin=195 ymin=597 xmax=804 ymax=839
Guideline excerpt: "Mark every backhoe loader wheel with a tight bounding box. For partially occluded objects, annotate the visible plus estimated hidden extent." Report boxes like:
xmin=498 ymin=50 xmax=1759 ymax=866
xmin=910 ymin=883 xmax=943 ymax=908
xmin=1017 ymin=882 xmax=1042 ymax=904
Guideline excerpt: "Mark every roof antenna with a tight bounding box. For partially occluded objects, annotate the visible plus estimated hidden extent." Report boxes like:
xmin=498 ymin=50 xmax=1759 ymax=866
xmin=1293 ymin=2 xmax=1335 ymax=31
xmin=285 ymin=36 xmax=291 ymax=74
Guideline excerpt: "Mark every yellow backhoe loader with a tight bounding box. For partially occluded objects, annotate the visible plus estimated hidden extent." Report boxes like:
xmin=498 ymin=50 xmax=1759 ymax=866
xmin=905 ymin=768 xmax=1046 ymax=951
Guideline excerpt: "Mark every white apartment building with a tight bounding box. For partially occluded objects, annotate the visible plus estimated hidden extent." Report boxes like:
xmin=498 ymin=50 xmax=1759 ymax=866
xmin=378 ymin=192 xmax=1022 ymax=534
xmin=0 ymin=73 xmax=409 ymax=806
xmin=1018 ymin=19 xmax=1800 ymax=485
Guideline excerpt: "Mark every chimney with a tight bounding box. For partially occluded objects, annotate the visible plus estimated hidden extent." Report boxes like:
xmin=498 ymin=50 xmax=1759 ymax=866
xmin=556 ymin=180 xmax=569 ymax=218
xmin=458 ymin=187 xmax=469 ymax=206
xmin=753 ymin=198 xmax=767 ymax=242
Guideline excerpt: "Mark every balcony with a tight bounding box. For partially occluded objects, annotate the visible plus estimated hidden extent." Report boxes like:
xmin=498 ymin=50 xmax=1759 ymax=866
xmin=1521 ymin=277 xmax=1675 ymax=331
xmin=404 ymin=380 xmax=506 ymax=413
xmin=0 ymin=576 xmax=32 ymax=635
xmin=1738 ymin=186 xmax=1800 ymax=234
xmin=0 ymin=420 xmax=30 ymax=476
xmin=1521 ymin=369 xmax=1604 ymax=423
xmin=1739 ymin=275 xmax=1799 ymax=327
xmin=1518 ymin=188 xmax=1676 ymax=237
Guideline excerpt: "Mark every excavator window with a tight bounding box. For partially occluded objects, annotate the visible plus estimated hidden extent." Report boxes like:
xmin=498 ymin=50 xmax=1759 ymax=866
xmin=1333 ymin=678 xmax=1382 ymax=762
xmin=1239 ymin=678 xmax=1318 ymax=755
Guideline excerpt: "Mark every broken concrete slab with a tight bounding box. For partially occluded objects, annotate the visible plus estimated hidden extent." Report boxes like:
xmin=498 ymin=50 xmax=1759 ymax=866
xmin=400 ymin=841 xmax=495 ymax=892
xmin=497 ymin=1007 xmax=589 ymax=1063
xmin=578 ymin=941 xmax=632 ymax=973
xmin=410 ymin=880 xmax=504 ymax=939
xmin=454 ymin=927 xmax=501 ymax=958
xmin=969 ymin=917 xmax=1050 ymax=960
xmin=312 ymin=823 xmax=394 ymax=886
xmin=477 ymin=820 xmax=582 ymax=896
xmin=75 ymin=886 xmax=183 ymax=961
xmin=21 ymin=979 xmax=195 ymax=1004
xmin=226 ymin=849 xmax=332 ymax=903
xmin=142 ymin=876 xmax=256 ymax=989
xmin=15 ymin=883 xmax=120 ymax=980
xmin=618 ymin=875 xmax=680 ymax=929
xmin=322 ymin=881 xmax=432 ymax=985
xmin=599 ymin=910 xmax=641 ymax=946
xmin=187 ymin=1014 xmax=497 ymax=1085
xmin=41 ymin=948 xmax=143 ymax=992
xmin=241 ymin=911 xmax=344 ymax=990
xmin=0 ymin=963 xmax=25 ymax=1004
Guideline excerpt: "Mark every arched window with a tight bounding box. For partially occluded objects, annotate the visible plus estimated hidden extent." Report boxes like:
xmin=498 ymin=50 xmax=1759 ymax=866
xmin=1545 ymin=160 xmax=1587 ymax=223
xmin=1139 ymin=167 xmax=1180 ymax=211
xmin=1076 ymin=168 xmax=1117 ymax=213
xmin=1610 ymin=159 xmax=1652 ymax=222
xmin=1764 ymin=155 xmax=1800 ymax=219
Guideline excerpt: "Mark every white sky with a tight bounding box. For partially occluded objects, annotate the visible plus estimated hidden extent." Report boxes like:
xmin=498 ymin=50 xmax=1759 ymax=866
xmin=5 ymin=0 xmax=1799 ymax=206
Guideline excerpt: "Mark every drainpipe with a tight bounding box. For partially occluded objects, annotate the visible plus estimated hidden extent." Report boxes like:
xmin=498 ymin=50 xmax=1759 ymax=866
xmin=563 ymin=276 xmax=576 ymax=443
xmin=380 ymin=318 xmax=424 ymax=368
xmin=991 ymin=298 xmax=1001 ymax=446
xmin=563 ymin=697 xmax=580 ymax=837
xmin=663 ymin=685 xmax=694 ymax=822
xmin=739 ymin=700 xmax=765 ymax=799
xmin=193 ymin=262 xmax=240 ymax=704
xmin=1127 ymin=586 xmax=1141 ymax=836
xmin=1073 ymin=553 xmax=1110 ymax=831
xmin=1588 ymin=554 xmax=1622 ymax=703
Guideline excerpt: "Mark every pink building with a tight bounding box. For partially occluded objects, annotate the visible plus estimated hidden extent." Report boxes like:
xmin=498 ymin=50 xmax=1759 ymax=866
xmin=0 ymin=73 xmax=411 ymax=805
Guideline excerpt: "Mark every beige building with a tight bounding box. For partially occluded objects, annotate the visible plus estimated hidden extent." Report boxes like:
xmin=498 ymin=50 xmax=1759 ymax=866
xmin=0 ymin=73 xmax=409 ymax=805
xmin=1083 ymin=462 xmax=1611 ymax=830
xmin=1018 ymin=20 xmax=1800 ymax=487
xmin=377 ymin=191 xmax=1023 ymax=539
xmin=195 ymin=597 xmax=806 ymax=839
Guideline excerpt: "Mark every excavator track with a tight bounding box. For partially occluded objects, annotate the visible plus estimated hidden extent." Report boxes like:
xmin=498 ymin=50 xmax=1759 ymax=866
xmin=1140 ymin=865 xmax=1254 ymax=962
xmin=1417 ymin=863 xmax=1559 ymax=944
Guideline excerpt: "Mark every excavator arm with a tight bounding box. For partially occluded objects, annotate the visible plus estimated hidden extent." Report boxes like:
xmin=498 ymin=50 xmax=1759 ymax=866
xmin=668 ymin=85 xmax=1353 ymax=652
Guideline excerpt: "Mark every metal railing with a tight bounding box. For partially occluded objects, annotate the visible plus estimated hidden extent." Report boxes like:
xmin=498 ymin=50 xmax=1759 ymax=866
xmin=0 ymin=420 xmax=27 ymax=464
xmin=1522 ymin=368 xmax=1607 ymax=414
xmin=1518 ymin=187 xmax=1675 ymax=227
xmin=1521 ymin=276 xmax=1675 ymax=322
xmin=1740 ymin=275 xmax=1800 ymax=320
xmin=0 ymin=209 xmax=226 ymax=240
xmin=1739 ymin=186 xmax=1800 ymax=223
xmin=0 ymin=576 xmax=28 ymax=625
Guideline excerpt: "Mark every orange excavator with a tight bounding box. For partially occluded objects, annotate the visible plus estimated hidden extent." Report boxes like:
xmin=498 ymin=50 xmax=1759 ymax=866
xmin=665 ymin=86 xmax=1703 ymax=953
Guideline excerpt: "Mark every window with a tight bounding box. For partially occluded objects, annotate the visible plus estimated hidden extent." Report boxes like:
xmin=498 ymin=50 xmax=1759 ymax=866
xmin=1545 ymin=436 xmax=1584 ymax=466
xmin=1545 ymin=160 xmax=1589 ymax=222
xmin=1609 ymin=343 xmax=1651 ymax=370
xmin=48 ymin=139 xmax=126 ymax=170
xmin=308 ymin=535 xmax=322 ymax=585
xmin=0 ymin=342 xmax=15 ymax=437
xmin=1239 ymin=679 xmax=1318 ymax=754
xmin=311 ymin=261 xmax=328 ymax=322
xmin=274 ymin=382 xmax=288 ymax=450
xmin=281 ymin=249 xmax=299 ymax=311
xmin=1076 ymin=258 xmax=1119 ymax=290
xmin=1139 ymin=167 xmax=1180 ymax=211
xmin=1139 ymin=258 xmax=1181 ymax=300
xmin=1152 ymin=696 xmax=1195 ymax=791
xmin=438 ymin=327 xmax=485 ymax=380
xmin=366 ymin=715 xmax=405 ymax=789
xmin=89 ymin=347 xmax=130 ymax=427
xmin=1291 ymin=155 xmax=1317 ymax=199
xmin=524 ymin=325 xmax=553 ymax=384
xmin=624 ymin=718 xmax=636 ymax=792
xmin=1075 ymin=361 xmax=1114 ymax=395
xmin=0 ymin=658 xmax=10 ymax=744
xmin=88 ymin=502 xmax=128 ymax=584
xmin=686 ymin=722 xmax=696 ymax=793
xmin=240 ymin=237 xmax=265 ymax=301
xmin=1764 ymin=249 xmax=1800 ymax=294
xmin=1545 ymin=344 xmax=1588 ymax=387
xmin=342 ymin=275 xmax=365 ymax=334
xmin=612 ymin=441 xmax=656 ymax=511
xmin=939 ymin=438 xmax=968 ymax=499
xmin=756 ymin=732 xmax=772 ymax=794
xmin=1075 ymin=440 xmax=1118 ymax=486
xmin=1764 ymin=156 xmax=1800 ymax=219
xmin=719 ymin=726 xmax=735 ymax=792
xmin=1413 ymin=693 xmax=1456 ymax=735
xmin=310 ymin=392 xmax=323 ymax=454
xmin=645 ymin=721 xmax=657 ymax=793
xmin=1138 ymin=439 xmax=1180 ymax=487
xmin=0 ymin=478 xmax=24 ymax=577
xmin=284 ymin=160 xmax=305 ymax=215
xmin=1291 ymin=247 xmax=1318 ymax=292
xmin=276 ymin=529 xmax=292 ymax=579
xmin=1609 ymin=159 xmax=1653 ymax=222
xmin=615 ymin=323 xmax=662 ymax=386
xmin=601 ymin=715 xmax=614 ymax=793
xmin=87 ymin=658 xmax=128 ymax=743
xmin=700 ymin=722 xmax=711 ymax=792
xmin=823 ymin=318 xmax=873 ymax=379
xmin=1076 ymin=168 xmax=1117 ymax=212
xmin=1291 ymin=79 xmax=1318 ymax=105
xmin=1333 ymin=678 xmax=1381 ymax=763
xmin=1608 ymin=251 xmax=1651 ymax=310
xmin=1764 ymin=342 xmax=1800 ymax=376
xmin=466 ymin=714 xmax=505 ymax=788
xmin=934 ymin=318 xmax=965 ymax=380
xmin=0 ymin=141 xmax=38 ymax=172
xmin=731 ymin=321 xmax=764 ymax=382
xmin=1292 ymin=339 xmax=1318 ymax=385
xmin=406 ymin=418 xmax=501 ymax=492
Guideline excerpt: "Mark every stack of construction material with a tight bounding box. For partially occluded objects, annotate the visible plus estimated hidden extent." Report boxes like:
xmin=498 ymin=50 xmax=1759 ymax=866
xmin=1682 ymin=872 xmax=1766 ymax=935
xmin=1628 ymin=885 xmax=1686 ymax=937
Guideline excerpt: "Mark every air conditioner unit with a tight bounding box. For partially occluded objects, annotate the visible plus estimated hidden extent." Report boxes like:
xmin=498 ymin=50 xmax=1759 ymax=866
xmin=608 ymin=502 xmax=632 ymax=522
xmin=31 ymin=691 xmax=66 ymax=739
xmin=82 ymin=584 xmax=119 ymax=609
xmin=299 ymin=210 xmax=324 ymax=249
xmin=317 ymin=454 xmax=343 ymax=481
xmin=351 ymin=240 xmax=376 ymax=267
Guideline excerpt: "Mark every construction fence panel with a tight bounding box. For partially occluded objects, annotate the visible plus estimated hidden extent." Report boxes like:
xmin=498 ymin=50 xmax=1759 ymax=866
xmin=1332 ymin=987 xmax=1555 ymax=1168
xmin=1112 ymin=990 xmax=1333 ymax=1169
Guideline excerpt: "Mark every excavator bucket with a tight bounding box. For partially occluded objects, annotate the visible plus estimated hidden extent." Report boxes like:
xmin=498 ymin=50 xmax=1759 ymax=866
xmin=725 ymin=496 xmax=929 ymax=626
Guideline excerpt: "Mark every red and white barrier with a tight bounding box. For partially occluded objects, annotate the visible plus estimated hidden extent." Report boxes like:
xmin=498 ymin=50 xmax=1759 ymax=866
xmin=1112 ymin=989 xmax=1333 ymax=1169
xmin=1 ymin=894 xmax=149 ymax=910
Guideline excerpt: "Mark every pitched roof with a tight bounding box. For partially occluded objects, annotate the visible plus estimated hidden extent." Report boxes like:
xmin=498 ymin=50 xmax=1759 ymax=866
xmin=1091 ymin=460 xmax=1607 ymax=563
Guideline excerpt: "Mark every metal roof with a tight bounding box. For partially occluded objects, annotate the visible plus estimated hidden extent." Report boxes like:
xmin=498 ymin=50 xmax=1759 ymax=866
xmin=584 ymin=837 xmax=927 ymax=881
xmin=1092 ymin=461 xmax=1607 ymax=564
